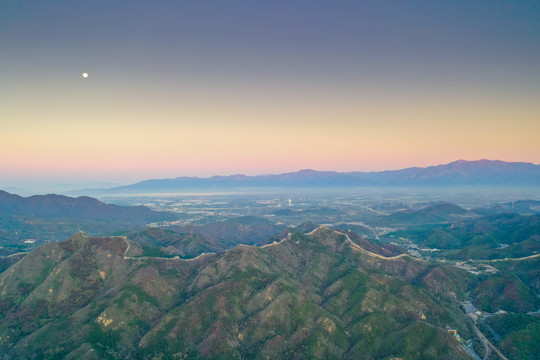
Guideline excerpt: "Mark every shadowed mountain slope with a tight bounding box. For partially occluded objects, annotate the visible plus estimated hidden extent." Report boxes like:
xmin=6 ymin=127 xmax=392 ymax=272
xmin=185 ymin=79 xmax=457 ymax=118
xmin=393 ymin=213 xmax=540 ymax=261
xmin=127 ymin=216 xmax=287 ymax=258
xmin=0 ymin=190 xmax=174 ymax=222
xmin=387 ymin=202 xmax=471 ymax=225
xmin=0 ymin=190 xmax=177 ymax=254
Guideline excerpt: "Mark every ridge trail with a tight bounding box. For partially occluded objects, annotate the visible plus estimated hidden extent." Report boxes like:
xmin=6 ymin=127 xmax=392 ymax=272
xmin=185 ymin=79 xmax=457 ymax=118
xmin=308 ymin=226 xmax=415 ymax=261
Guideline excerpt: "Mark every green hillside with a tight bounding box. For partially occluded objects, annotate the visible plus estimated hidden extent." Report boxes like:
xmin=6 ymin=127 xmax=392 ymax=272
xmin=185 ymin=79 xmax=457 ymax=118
xmin=0 ymin=229 xmax=477 ymax=359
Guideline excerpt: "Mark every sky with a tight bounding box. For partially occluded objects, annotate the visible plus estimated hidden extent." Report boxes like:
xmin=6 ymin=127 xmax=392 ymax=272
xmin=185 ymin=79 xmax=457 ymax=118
xmin=1 ymin=0 xmax=540 ymax=188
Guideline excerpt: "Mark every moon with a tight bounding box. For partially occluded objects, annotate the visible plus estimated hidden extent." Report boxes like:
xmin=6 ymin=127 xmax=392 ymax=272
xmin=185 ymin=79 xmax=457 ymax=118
xmin=82 ymin=72 xmax=89 ymax=78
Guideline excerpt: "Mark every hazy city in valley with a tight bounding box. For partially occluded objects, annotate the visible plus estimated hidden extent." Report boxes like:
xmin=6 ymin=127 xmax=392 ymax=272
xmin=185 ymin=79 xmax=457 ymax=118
xmin=1 ymin=1 xmax=540 ymax=360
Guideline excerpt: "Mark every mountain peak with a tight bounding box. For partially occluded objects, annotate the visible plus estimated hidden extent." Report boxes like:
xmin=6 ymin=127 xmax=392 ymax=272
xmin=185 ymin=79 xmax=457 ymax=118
xmin=298 ymin=169 xmax=319 ymax=174
xmin=450 ymin=159 xmax=533 ymax=166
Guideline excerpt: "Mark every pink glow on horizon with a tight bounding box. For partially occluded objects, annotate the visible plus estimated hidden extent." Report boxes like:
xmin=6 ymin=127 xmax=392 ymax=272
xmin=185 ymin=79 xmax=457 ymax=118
xmin=2 ymin=70 xmax=540 ymax=183
xmin=2 ymin=154 xmax=537 ymax=184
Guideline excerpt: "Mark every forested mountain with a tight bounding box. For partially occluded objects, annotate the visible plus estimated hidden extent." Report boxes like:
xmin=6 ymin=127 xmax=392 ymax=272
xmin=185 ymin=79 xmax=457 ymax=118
xmin=2 ymin=225 xmax=538 ymax=359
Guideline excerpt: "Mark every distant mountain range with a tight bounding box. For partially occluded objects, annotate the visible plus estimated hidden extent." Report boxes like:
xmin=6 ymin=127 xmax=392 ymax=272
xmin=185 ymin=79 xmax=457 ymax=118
xmin=78 ymin=160 xmax=540 ymax=194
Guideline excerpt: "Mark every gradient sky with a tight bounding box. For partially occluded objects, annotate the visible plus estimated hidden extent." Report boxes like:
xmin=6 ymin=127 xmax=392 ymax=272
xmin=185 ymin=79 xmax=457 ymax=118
xmin=1 ymin=0 xmax=540 ymax=186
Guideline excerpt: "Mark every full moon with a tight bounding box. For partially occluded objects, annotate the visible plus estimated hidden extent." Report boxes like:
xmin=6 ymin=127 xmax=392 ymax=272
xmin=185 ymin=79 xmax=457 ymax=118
xmin=82 ymin=72 xmax=89 ymax=78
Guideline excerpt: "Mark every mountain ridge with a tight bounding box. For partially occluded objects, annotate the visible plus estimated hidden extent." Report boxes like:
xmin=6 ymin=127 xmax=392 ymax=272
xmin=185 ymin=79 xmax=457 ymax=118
xmin=0 ymin=191 xmax=178 ymax=255
xmin=0 ymin=190 xmax=175 ymax=222
xmin=2 ymin=222 xmax=538 ymax=358
xmin=0 ymin=228 xmax=474 ymax=359
xmin=75 ymin=160 xmax=540 ymax=194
